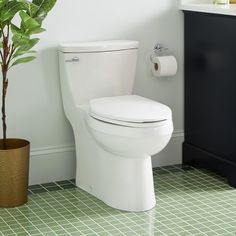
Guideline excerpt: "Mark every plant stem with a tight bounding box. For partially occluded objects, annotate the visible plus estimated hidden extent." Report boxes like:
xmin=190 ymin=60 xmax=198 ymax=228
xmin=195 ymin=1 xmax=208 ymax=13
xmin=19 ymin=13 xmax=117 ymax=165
xmin=1 ymin=70 xmax=7 ymax=149
xmin=1 ymin=27 xmax=10 ymax=149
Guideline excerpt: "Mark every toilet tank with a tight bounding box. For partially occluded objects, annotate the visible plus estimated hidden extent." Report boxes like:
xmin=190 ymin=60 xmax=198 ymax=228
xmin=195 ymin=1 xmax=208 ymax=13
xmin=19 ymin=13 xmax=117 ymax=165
xmin=59 ymin=40 xmax=139 ymax=106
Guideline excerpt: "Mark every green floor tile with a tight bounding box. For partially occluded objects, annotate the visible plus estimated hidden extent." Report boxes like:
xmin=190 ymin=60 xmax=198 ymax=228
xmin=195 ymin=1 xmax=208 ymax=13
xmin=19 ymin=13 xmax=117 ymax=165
xmin=1 ymin=166 xmax=236 ymax=235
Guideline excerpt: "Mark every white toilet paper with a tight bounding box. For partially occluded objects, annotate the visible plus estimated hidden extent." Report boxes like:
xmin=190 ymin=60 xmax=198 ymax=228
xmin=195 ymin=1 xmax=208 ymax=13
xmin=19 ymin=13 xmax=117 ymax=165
xmin=151 ymin=55 xmax=177 ymax=77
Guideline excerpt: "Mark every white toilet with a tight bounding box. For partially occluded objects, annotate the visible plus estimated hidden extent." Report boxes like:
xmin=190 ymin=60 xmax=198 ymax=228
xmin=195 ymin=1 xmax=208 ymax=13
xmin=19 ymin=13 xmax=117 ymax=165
xmin=59 ymin=40 xmax=173 ymax=212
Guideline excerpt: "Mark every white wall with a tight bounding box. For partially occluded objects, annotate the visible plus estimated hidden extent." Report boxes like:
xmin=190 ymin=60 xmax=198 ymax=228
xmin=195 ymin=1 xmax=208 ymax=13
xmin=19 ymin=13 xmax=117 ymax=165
xmin=1 ymin=0 xmax=184 ymax=184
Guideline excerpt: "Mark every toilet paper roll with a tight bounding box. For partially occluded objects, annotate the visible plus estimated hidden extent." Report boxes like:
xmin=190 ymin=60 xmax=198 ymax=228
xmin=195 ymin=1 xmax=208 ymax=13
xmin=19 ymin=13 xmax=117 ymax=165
xmin=151 ymin=55 xmax=177 ymax=77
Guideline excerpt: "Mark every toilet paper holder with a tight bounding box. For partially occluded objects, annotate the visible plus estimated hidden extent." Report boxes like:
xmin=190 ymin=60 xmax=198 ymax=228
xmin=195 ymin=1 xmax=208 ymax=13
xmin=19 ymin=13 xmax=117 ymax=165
xmin=150 ymin=44 xmax=178 ymax=77
xmin=153 ymin=44 xmax=168 ymax=54
xmin=150 ymin=44 xmax=168 ymax=63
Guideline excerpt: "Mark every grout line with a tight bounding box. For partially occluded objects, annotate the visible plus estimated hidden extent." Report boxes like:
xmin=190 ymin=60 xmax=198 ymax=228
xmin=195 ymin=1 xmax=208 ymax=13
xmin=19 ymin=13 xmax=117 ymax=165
xmin=36 ymin=192 xmax=98 ymax=235
xmin=57 ymin=189 xmax=129 ymax=235
xmin=1 ymin=165 xmax=236 ymax=236
xmin=29 ymin=194 xmax=74 ymax=235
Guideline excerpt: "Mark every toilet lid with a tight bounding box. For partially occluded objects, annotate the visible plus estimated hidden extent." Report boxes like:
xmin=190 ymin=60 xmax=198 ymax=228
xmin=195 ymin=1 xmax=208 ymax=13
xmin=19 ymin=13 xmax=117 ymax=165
xmin=89 ymin=95 xmax=172 ymax=123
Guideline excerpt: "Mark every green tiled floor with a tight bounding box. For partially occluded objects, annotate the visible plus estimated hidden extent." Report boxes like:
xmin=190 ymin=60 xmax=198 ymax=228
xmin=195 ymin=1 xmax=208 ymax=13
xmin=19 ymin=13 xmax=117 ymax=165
xmin=28 ymin=180 xmax=76 ymax=195
xmin=1 ymin=165 xmax=236 ymax=235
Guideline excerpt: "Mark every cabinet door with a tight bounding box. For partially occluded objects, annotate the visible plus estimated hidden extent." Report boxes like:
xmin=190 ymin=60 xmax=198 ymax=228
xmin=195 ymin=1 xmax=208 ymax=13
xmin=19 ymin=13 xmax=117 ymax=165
xmin=185 ymin=12 xmax=236 ymax=162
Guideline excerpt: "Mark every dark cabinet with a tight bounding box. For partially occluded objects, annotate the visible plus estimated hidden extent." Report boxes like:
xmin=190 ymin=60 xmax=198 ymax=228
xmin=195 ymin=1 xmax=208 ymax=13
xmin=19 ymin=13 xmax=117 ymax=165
xmin=183 ymin=11 xmax=236 ymax=187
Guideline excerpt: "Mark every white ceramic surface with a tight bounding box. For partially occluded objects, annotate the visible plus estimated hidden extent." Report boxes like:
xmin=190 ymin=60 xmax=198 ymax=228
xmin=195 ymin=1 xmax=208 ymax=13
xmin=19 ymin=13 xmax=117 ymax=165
xmin=179 ymin=0 xmax=236 ymax=16
xmin=90 ymin=95 xmax=172 ymax=123
xmin=59 ymin=40 xmax=139 ymax=53
xmin=88 ymin=116 xmax=173 ymax=157
xmin=59 ymin=40 xmax=173 ymax=211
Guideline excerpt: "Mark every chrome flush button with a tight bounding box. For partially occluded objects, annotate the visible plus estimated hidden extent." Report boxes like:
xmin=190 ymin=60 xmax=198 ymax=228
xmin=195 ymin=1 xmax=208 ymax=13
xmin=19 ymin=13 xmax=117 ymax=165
xmin=65 ymin=57 xmax=80 ymax=62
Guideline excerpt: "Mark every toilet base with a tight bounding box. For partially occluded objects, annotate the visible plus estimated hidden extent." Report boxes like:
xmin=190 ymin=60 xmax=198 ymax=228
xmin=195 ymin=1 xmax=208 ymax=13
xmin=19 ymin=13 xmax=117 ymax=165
xmin=76 ymin=149 xmax=156 ymax=212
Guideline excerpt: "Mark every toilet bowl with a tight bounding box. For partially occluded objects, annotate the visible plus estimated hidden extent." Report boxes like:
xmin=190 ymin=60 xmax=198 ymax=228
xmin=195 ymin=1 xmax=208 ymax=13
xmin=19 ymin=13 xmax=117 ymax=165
xmin=88 ymin=95 xmax=173 ymax=157
xmin=89 ymin=116 xmax=172 ymax=157
xmin=58 ymin=40 xmax=174 ymax=211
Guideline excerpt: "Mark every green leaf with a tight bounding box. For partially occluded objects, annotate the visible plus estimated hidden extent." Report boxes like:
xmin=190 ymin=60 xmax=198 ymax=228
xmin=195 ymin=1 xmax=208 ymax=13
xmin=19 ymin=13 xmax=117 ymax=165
xmin=31 ymin=11 xmax=47 ymax=25
xmin=12 ymin=33 xmax=30 ymax=47
xmin=16 ymin=0 xmax=39 ymax=17
xmin=13 ymin=50 xmax=36 ymax=58
xmin=11 ymin=23 xmax=21 ymax=34
xmin=12 ymin=20 xmax=45 ymax=36
xmin=1 ymin=1 xmax=25 ymax=24
xmin=19 ymin=10 xmax=41 ymax=33
xmin=20 ymin=38 xmax=39 ymax=51
xmin=31 ymin=27 xmax=46 ymax=34
xmin=12 ymin=37 xmax=39 ymax=58
xmin=1 ymin=0 xmax=57 ymax=71
xmin=32 ymin=0 xmax=56 ymax=13
xmin=0 ymin=0 xmax=7 ymax=9
xmin=11 ymin=56 xmax=36 ymax=67
xmin=32 ymin=0 xmax=57 ymax=23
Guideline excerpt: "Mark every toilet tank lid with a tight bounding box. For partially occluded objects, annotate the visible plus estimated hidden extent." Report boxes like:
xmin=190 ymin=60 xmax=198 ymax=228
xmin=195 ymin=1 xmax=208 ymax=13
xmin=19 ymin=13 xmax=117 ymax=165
xmin=89 ymin=95 xmax=172 ymax=123
xmin=59 ymin=40 xmax=139 ymax=53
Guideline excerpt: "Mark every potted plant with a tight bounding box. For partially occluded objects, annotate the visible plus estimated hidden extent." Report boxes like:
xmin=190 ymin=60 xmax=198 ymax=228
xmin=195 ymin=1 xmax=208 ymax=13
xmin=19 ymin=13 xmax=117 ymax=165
xmin=0 ymin=0 xmax=56 ymax=207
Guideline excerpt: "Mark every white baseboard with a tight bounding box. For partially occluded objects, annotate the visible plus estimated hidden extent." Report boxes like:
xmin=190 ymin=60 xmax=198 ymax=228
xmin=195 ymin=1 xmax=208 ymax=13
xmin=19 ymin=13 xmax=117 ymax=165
xmin=29 ymin=131 xmax=184 ymax=185
xmin=152 ymin=130 xmax=184 ymax=167
xmin=29 ymin=145 xmax=76 ymax=185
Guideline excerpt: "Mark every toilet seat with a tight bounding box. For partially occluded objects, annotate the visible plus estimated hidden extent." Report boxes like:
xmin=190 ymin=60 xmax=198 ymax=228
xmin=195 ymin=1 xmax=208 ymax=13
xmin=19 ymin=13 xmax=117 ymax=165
xmin=89 ymin=95 xmax=172 ymax=128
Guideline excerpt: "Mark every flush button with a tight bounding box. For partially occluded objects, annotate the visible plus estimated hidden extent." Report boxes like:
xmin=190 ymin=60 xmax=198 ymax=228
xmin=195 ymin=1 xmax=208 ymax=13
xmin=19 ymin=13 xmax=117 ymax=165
xmin=65 ymin=57 xmax=80 ymax=62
